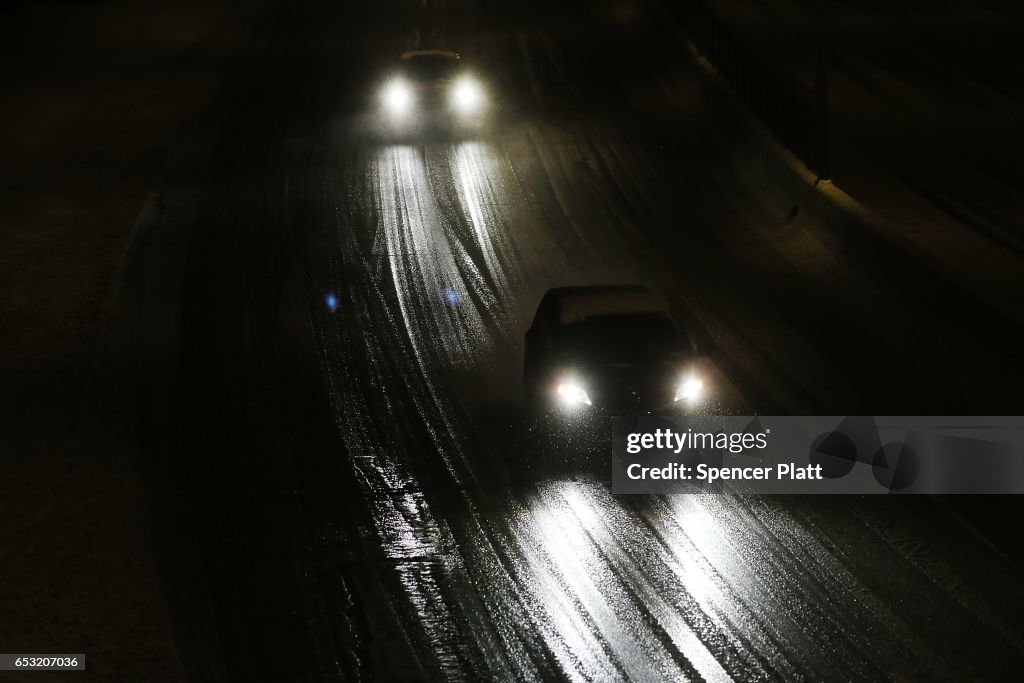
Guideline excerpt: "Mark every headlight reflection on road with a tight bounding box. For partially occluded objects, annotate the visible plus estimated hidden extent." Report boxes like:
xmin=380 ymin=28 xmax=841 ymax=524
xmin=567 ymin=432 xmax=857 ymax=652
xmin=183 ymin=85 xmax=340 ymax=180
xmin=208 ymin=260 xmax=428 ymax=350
xmin=452 ymin=141 xmax=521 ymax=309
xmin=519 ymin=481 xmax=734 ymax=682
xmin=528 ymin=482 xmax=675 ymax=680
xmin=373 ymin=145 xmax=494 ymax=366
xmin=653 ymin=495 xmax=775 ymax=646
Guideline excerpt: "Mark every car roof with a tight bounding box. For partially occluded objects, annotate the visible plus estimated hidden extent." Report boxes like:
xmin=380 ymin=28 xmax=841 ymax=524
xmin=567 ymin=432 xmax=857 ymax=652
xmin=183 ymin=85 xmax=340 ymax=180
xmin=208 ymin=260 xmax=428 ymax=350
xmin=400 ymin=50 xmax=461 ymax=62
xmin=549 ymin=285 xmax=673 ymax=325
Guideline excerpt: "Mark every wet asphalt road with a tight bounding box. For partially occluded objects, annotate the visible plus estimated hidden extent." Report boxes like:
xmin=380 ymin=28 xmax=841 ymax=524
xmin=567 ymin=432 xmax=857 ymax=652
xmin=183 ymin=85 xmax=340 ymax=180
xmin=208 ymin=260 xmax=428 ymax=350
xmin=151 ymin=0 xmax=1024 ymax=680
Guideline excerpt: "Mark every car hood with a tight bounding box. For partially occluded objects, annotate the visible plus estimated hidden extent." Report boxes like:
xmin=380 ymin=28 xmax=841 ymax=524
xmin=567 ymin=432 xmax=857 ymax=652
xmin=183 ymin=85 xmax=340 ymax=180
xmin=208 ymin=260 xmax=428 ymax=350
xmin=411 ymin=78 xmax=453 ymax=91
xmin=577 ymin=362 xmax=680 ymax=414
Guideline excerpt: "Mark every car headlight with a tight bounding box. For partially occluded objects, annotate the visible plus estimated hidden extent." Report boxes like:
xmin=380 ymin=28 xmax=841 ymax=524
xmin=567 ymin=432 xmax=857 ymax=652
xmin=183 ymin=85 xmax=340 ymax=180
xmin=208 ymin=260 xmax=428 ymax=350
xmin=451 ymin=77 xmax=485 ymax=113
xmin=382 ymin=78 xmax=413 ymax=114
xmin=674 ymin=376 xmax=704 ymax=403
xmin=556 ymin=381 xmax=592 ymax=407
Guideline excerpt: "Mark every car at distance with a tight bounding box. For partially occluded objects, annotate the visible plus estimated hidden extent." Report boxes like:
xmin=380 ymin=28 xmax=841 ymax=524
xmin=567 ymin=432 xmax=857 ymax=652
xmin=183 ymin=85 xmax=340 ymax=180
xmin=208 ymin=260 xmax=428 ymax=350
xmin=378 ymin=50 xmax=488 ymax=133
xmin=524 ymin=285 xmax=708 ymax=415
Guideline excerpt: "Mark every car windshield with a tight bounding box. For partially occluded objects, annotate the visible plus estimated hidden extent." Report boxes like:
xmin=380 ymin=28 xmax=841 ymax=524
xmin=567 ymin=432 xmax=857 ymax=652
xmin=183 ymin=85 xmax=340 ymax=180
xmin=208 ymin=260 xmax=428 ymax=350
xmin=556 ymin=314 xmax=688 ymax=365
xmin=401 ymin=56 xmax=461 ymax=81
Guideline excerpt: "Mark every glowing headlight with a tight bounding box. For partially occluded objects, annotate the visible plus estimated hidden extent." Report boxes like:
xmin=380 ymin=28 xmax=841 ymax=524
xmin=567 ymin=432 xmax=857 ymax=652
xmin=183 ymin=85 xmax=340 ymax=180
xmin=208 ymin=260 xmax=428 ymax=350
xmin=451 ymin=77 xmax=485 ymax=113
xmin=556 ymin=382 xmax=592 ymax=407
xmin=674 ymin=376 xmax=704 ymax=403
xmin=383 ymin=79 xmax=413 ymax=113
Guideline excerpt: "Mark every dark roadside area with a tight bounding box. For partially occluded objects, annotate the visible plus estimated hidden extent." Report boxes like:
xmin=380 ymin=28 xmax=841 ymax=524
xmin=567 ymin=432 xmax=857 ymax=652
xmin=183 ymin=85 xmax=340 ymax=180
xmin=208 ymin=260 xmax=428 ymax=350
xmin=666 ymin=0 xmax=1024 ymax=324
xmin=661 ymin=0 xmax=1024 ymax=566
xmin=0 ymin=1 xmax=271 ymax=679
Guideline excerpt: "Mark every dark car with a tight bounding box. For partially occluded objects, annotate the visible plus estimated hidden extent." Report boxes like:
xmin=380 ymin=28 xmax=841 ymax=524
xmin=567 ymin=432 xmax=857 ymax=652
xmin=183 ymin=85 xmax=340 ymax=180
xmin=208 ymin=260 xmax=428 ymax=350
xmin=378 ymin=50 xmax=487 ymax=131
xmin=524 ymin=285 xmax=707 ymax=415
